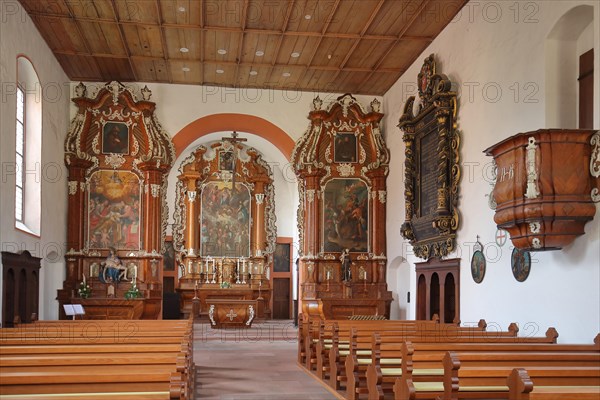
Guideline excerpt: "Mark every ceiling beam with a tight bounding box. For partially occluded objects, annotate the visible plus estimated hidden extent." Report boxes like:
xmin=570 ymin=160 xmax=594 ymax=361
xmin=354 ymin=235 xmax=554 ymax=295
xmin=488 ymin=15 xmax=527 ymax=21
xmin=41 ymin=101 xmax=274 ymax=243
xmin=155 ymin=0 xmax=173 ymax=83
xmin=109 ymin=0 xmax=139 ymax=81
xmin=357 ymin=0 xmax=431 ymax=93
xmin=329 ymin=0 xmax=386 ymax=87
xmin=23 ymin=11 xmax=433 ymax=41
xmin=234 ymin=0 xmax=250 ymax=84
xmin=267 ymin=0 xmax=296 ymax=85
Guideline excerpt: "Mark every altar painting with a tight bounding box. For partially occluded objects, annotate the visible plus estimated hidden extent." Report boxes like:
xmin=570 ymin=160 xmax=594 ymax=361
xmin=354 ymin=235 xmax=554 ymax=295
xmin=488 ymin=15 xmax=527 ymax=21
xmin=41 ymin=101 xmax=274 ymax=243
xmin=323 ymin=179 xmax=369 ymax=252
xmin=88 ymin=170 xmax=141 ymax=250
xmin=200 ymin=182 xmax=251 ymax=257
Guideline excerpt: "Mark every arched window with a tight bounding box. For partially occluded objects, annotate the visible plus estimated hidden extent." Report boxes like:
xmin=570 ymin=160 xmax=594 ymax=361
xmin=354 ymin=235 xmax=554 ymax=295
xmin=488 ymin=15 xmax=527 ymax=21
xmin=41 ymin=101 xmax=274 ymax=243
xmin=545 ymin=5 xmax=594 ymax=129
xmin=15 ymin=56 xmax=41 ymax=236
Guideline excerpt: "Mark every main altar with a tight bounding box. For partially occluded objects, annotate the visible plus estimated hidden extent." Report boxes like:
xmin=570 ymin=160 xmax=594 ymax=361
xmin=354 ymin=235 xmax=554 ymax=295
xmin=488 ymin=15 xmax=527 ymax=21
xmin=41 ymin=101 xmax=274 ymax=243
xmin=173 ymin=134 xmax=275 ymax=320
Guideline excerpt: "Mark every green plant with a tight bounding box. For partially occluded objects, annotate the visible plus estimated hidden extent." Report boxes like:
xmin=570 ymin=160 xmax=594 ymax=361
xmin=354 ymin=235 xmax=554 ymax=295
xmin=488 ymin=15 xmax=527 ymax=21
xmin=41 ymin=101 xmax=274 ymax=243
xmin=78 ymin=281 xmax=91 ymax=299
xmin=220 ymin=281 xmax=231 ymax=289
xmin=125 ymin=283 xmax=141 ymax=299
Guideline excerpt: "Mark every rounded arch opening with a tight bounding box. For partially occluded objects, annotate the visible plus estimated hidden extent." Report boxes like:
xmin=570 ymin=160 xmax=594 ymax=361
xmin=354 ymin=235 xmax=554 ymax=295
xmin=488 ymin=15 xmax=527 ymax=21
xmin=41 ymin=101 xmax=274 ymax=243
xmin=545 ymin=5 xmax=594 ymax=129
xmin=417 ymin=274 xmax=427 ymax=320
xmin=444 ymin=273 xmax=456 ymax=324
xmin=172 ymin=113 xmax=295 ymax=161
xmin=15 ymin=55 xmax=42 ymax=235
xmin=429 ymin=273 xmax=440 ymax=321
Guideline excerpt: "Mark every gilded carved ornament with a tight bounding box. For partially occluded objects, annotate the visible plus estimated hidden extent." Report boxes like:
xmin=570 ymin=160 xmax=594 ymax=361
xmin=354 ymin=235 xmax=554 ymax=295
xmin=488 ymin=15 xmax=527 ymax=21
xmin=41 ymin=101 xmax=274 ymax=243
xmin=398 ymin=54 xmax=461 ymax=260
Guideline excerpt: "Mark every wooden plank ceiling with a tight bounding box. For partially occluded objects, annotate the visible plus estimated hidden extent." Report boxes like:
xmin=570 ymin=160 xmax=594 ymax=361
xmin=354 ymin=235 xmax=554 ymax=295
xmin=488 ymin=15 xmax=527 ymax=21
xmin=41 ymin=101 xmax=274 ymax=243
xmin=19 ymin=0 xmax=467 ymax=95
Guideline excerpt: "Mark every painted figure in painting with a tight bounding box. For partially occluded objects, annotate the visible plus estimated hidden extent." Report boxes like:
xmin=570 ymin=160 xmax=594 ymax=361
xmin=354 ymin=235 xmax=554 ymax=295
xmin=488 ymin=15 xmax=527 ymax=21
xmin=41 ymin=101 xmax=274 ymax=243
xmin=99 ymin=247 xmax=128 ymax=283
xmin=102 ymin=122 xmax=129 ymax=154
xmin=324 ymin=179 xmax=368 ymax=252
xmin=88 ymin=171 xmax=140 ymax=250
xmin=334 ymin=133 xmax=357 ymax=163
xmin=201 ymin=182 xmax=250 ymax=257
xmin=340 ymin=248 xmax=352 ymax=282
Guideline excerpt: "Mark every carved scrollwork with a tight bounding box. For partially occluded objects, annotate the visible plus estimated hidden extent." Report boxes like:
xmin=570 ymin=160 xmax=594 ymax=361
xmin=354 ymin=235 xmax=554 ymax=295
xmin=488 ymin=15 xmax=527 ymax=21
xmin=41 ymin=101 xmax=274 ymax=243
xmin=68 ymin=181 xmax=78 ymax=195
xmin=398 ymin=54 xmax=460 ymax=260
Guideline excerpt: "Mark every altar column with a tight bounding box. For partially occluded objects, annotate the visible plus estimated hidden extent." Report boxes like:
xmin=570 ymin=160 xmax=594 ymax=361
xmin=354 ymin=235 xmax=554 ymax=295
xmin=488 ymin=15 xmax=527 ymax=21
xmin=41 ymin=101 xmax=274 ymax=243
xmin=368 ymin=170 xmax=387 ymax=283
xmin=182 ymin=174 xmax=200 ymax=257
xmin=252 ymin=181 xmax=266 ymax=256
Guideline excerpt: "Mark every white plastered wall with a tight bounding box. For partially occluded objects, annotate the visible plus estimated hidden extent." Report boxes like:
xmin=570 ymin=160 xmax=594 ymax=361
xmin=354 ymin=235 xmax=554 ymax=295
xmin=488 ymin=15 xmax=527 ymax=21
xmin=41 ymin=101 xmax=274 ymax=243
xmin=383 ymin=0 xmax=600 ymax=343
xmin=0 ymin=3 xmax=71 ymax=321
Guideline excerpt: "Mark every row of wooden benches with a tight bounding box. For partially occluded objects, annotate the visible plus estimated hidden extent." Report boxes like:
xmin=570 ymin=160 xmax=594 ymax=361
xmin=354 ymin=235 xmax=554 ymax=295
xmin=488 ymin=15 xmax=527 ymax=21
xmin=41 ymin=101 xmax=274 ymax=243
xmin=0 ymin=318 xmax=196 ymax=399
xmin=298 ymin=315 xmax=600 ymax=400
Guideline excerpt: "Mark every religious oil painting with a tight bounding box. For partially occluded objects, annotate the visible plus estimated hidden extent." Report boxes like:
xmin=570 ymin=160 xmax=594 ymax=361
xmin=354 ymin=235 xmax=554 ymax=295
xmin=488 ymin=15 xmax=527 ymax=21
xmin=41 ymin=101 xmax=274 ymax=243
xmin=274 ymin=242 xmax=291 ymax=273
xmin=88 ymin=170 xmax=141 ymax=250
xmin=334 ymin=133 xmax=357 ymax=163
xmin=102 ymin=122 xmax=129 ymax=154
xmin=219 ymin=150 xmax=234 ymax=171
xmin=200 ymin=182 xmax=250 ymax=257
xmin=511 ymin=247 xmax=531 ymax=282
xmin=323 ymin=179 xmax=368 ymax=252
xmin=163 ymin=239 xmax=175 ymax=272
xmin=471 ymin=250 xmax=486 ymax=284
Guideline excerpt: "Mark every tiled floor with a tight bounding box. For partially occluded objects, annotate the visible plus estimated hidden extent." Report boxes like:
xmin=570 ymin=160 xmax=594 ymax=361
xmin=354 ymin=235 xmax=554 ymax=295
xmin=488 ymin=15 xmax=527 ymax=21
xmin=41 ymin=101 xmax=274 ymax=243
xmin=194 ymin=321 xmax=339 ymax=400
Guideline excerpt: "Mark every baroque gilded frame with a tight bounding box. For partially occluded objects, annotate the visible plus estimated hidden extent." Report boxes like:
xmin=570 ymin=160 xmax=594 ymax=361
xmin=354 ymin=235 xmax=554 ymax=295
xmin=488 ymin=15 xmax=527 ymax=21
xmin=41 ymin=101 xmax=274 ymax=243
xmin=398 ymin=54 xmax=461 ymax=260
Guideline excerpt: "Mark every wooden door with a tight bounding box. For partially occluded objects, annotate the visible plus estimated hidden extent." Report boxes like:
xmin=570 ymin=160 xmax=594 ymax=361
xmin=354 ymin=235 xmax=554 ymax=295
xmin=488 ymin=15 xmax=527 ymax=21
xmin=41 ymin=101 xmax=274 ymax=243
xmin=272 ymin=239 xmax=293 ymax=319
xmin=273 ymin=278 xmax=290 ymax=319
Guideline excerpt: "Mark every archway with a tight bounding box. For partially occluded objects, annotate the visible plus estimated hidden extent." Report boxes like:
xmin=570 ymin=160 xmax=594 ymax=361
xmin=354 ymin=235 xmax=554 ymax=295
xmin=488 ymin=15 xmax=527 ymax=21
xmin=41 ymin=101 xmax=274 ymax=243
xmin=545 ymin=5 xmax=594 ymax=128
xmin=172 ymin=113 xmax=295 ymax=160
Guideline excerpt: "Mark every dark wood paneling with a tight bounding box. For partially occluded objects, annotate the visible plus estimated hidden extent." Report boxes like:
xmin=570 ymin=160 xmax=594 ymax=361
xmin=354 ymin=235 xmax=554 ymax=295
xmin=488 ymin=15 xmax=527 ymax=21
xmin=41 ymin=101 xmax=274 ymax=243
xmin=273 ymin=278 xmax=290 ymax=319
xmin=579 ymin=49 xmax=594 ymax=130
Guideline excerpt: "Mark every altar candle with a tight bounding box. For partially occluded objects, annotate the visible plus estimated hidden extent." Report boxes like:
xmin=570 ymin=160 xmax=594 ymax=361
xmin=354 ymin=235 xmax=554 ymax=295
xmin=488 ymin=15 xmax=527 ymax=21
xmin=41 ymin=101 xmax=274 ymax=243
xmin=83 ymin=273 xmax=86 ymax=285
xmin=237 ymin=258 xmax=240 ymax=270
xmin=134 ymin=265 xmax=137 ymax=281
xmin=326 ymin=270 xmax=331 ymax=280
xmin=205 ymin=259 xmax=208 ymax=274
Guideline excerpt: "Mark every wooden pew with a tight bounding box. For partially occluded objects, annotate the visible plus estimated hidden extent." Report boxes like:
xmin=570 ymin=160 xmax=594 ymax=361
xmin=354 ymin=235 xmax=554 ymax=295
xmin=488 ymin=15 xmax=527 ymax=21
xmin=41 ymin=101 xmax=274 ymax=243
xmin=508 ymin=367 xmax=600 ymax=400
xmin=345 ymin=324 xmax=534 ymax=399
xmin=394 ymin=335 xmax=600 ymax=400
xmin=304 ymin=316 xmax=452 ymax=371
xmin=0 ymin=317 xmax=194 ymax=400
xmin=316 ymin=319 xmax=488 ymax=383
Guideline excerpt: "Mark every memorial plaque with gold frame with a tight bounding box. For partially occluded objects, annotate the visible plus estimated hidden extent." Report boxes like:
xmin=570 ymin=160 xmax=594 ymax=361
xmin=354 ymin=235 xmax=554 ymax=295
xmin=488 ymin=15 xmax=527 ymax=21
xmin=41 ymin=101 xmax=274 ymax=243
xmin=398 ymin=54 xmax=461 ymax=260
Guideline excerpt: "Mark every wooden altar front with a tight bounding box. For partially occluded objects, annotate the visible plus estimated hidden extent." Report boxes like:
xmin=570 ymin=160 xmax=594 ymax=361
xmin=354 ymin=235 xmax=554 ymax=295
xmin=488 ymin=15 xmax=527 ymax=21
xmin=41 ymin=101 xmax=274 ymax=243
xmin=69 ymin=298 xmax=161 ymax=320
xmin=207 ymin=299 xmax=258 ymax=328
xmin=293 ymin=94 xmax=393 ymax=319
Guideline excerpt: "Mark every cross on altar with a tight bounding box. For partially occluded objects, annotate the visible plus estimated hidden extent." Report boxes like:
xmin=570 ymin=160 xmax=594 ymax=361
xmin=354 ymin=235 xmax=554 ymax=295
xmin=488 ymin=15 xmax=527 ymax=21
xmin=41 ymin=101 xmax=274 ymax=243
xmin=226 ymin=308 xmax=238 ymax=321
xmin=221 ymin=131 xmax=247 ymax=187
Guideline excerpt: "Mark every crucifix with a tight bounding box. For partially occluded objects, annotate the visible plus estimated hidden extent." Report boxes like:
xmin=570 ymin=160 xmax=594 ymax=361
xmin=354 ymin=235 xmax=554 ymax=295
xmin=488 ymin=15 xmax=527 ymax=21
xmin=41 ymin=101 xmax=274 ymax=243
xmin=221 ymin=131 xmax=247 ymax=188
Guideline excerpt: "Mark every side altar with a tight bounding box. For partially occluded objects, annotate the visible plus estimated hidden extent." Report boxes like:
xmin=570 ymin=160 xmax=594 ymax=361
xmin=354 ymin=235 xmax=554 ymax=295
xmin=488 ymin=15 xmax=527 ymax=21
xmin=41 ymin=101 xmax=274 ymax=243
xmin=57 ymin=82 xmax=175 ymax=319
xmin=292 ymin=94 xmax=393 ymax=319
xmin=173 ymin=135 xmax=276 ymax=319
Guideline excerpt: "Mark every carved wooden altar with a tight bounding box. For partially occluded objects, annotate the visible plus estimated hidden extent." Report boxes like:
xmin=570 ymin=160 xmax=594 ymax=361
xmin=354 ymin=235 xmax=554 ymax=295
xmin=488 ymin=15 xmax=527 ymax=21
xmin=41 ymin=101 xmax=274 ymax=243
xmin=57 ymin=81 xmax=175 ymax=320
xmin=398 ymin=54 xmax=460 ymax=260
xmin=292 ymin=94 xmax=393 ymax=319
xmin=207 ymin=299 xmax=257 ymax=328
xmin=173 ymin=139 xmax=275 ymax=319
